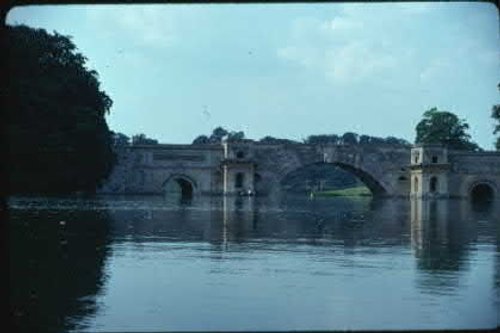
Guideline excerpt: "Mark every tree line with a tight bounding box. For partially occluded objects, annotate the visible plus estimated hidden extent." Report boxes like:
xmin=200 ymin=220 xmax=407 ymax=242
xmin=112 ymin=132 xmax=158 ymax=146
xmin=5 ymin=25 xmax=499 ymax=195
xmin=192 ymin=128 xmax=411 ymax=146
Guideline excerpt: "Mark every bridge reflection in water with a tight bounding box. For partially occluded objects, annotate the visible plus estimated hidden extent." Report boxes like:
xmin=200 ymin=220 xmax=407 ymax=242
xmin=8 ymin=194 xmax=500 ymax=331
xmin=411 ymin=198 xmax=499 ymax=299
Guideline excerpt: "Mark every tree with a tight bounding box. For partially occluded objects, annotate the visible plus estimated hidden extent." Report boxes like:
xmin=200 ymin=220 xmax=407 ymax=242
xmin=304 ymin=134 xmax=340 ymax=145
xmin=385 ymin=136 xmax=410 ymax=146
xmin=359 ymin=135 xmax=371 ymax=145
xmin=415 ymin=107 xmax=480 ymax=151
xmin=369 ymin=136 xmax=385 ymax=145
xmin=192 ymin=135 xmax=210 ymax=144
xmin=131 ymin=133 xmax=158 ymax=145
xmin=6 ymin=25 xmax=115 ymax=193
xmin=111 ymin=131 xmax=130 ymax=147
xmin=192 ymin=127 xmax=247 ymax=144
xmin=341 ymin=132 xmax=359 ymax=145
xmin=227 ymin=130 xmax=245 ymax=142
xmin=260 ymin=136 xmax=299 ymax=144
xmin=492 ymin=84 xmax=500 ymax=150
xmin=210 ymin=127 xmax=229 ymax=143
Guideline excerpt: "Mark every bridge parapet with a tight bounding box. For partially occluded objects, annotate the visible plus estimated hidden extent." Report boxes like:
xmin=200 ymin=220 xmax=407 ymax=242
xmin=100 ymin=141 xmax=499 ymax=200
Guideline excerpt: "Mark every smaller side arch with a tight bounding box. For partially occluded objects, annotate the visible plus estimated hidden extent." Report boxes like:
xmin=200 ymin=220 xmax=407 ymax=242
xmin=163 ymin=174 xmax=198 ymax=189
xmin=468 ymin=180 xmax=497 ymax=203
xmin=163 ymin=174 xmax=198 ymax=199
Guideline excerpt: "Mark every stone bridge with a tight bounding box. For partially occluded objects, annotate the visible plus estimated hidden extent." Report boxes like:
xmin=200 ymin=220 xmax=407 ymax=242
xmin=99 ymin=141 xmax=500 ymax=201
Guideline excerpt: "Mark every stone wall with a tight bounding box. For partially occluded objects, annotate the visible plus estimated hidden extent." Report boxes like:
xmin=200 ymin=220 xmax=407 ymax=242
xmin=99 ymin=144 xmax=224 ymax=195
xmin=449 ymin=151 xmax=500 ymax=198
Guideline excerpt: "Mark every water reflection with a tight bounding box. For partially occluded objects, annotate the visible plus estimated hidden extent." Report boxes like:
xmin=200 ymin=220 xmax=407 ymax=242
xmin=411 ymin=198 xmax=499 ymax=302
xmin=9 ymin=205 xmax=112 ymax=332
xmin=8 ymin=194 xmax=500 ymax=331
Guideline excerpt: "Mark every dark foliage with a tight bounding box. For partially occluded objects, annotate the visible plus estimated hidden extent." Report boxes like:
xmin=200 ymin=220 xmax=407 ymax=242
xmin=305 ymin=134 xmax=341 ymax=145
xmin=492 ymin=84 xmax=500 ymax=150
xmin=192 ymin=126 xmax=247 ymax=144
xmin=9 ymin=209 xmax=111 ymax=332
xmin=304 ymin=133 xmax=410 ymax=146
xmin=259 ymin=136 xmax=300 ymax=144
xmin=6 ymin=25 xmax=114 ymax=194
xmin=131 ymin=133 xmax=158 ymax=145
xmin=193 ymin=127 xmax=409 ymax=147
xmin=111 ymin=131 xmax=130 ymax=147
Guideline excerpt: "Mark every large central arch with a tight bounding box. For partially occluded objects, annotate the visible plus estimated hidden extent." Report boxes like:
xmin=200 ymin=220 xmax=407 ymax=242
xmin=331 ymin=162 xmax=388 ymax=196
xmin=279 ymin=161 xmax=389 ymax=197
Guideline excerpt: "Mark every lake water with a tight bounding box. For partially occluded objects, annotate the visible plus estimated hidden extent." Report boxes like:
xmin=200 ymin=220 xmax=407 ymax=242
xmin=8 ymin=194 xmax=500 ymax=332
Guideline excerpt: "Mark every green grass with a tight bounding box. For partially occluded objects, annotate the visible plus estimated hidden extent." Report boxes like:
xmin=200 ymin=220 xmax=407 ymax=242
xmin=314 ymin=186 xmax=372 ymax=197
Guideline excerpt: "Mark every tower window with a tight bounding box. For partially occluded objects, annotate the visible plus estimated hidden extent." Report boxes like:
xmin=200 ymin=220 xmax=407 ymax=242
xmin=430 ymin=176 xmax=438 ymax=193
xmin=236 ymin=151 xmax=245 ymax=159
xmin=235 ymin=173 xmax=244 ymax=188
xmin=414 ymin=152 xmax=420 ymax=164
xmin=432 ymin=155 xmax=438 ymax=163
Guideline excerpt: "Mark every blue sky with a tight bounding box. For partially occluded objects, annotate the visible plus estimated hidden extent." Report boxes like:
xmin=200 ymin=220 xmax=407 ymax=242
xmin=6 ymin=2 xmax=499 ymax=148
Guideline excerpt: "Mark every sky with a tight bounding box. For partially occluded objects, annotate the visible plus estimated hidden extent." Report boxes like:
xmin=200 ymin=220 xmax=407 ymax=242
xmin=6 ymin=2 xmax=499 ymax=149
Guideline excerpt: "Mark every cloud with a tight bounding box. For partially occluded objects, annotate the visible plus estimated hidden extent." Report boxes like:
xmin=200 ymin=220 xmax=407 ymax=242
xmin=276 ymin=7 xmax=403 ymax=84
xmin=86 ymin=5 xmax=177 ymax=48
xmin=324 ymin=41 xmax=397 ymax=83
xmin=418 ymin=58 xmax=454 ymax=85
xmin=276 ymin=2 xmax=496 ymax=87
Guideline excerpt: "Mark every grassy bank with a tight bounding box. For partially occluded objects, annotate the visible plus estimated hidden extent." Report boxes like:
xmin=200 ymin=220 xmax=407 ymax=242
xmin=314 ymin=186 xmax=372 ymax=197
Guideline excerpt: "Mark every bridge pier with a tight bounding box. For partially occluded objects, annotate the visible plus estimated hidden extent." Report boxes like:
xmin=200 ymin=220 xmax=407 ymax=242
xmin=410 ymin=145 xmax=450 ymax=199
xmin=222 ymin=141 xmax=255 ymax=196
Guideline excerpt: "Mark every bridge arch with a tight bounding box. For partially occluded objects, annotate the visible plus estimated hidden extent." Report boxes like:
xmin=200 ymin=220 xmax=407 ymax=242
xmin=468 ymin=180 xmax=497 ymax=203
xmin=279 ymin=161 xmax=389 ymax=197
xmin=163 ymin=174 xmax=197 ymax=199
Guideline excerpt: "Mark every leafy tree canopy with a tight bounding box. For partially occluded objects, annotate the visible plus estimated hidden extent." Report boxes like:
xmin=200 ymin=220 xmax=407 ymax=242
xmin=305 ymin=134 xmax=341 ymax=145
xmin=192 ymin=135 xmax=210 ymax=145
xmin=304 ymin=133 xmax=410 ymax=146
xmin=342 ymin=132 xmax=358 ymax=145
xmin=111 ymin=131 xmax=130 ymax=147
xmin=131 ymin=133 xmax=158 ymax=145
xmin=192 ymin=127 xmax=247 ymax=144
xmin=6 ymin=25 xmax=114 ymax=194
xmin=193 ymin=128 xmax=409 ymax=146
xmin=415 ymin=107 xmax=480 ymax=151
xmin=492 ymin=84 xmax=500 ymax=150
xmin=259 ymin=136 xmax=300 ymax=144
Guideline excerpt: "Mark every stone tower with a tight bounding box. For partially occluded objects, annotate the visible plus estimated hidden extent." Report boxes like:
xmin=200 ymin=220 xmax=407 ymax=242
xmin=410 ymin=144 xmax=450 ymax=199
xmin=222 ymin=140 xmax=255 ymax=195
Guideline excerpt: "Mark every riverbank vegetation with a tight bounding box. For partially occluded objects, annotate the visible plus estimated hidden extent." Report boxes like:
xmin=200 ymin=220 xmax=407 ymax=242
xmin=314 ymin=186 xmax=372 ymax=197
